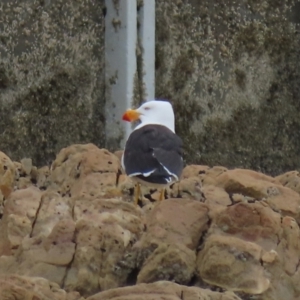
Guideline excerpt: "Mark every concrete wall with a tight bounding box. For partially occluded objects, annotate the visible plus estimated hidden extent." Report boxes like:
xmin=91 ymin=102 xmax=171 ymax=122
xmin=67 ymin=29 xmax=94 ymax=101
xmin=0 ymin=0 xmax=105 ymax=165
xmin=1 ymin=0 xmax=300 ymax=175
xmin=156 ymin=0 xmax=300 ymax=175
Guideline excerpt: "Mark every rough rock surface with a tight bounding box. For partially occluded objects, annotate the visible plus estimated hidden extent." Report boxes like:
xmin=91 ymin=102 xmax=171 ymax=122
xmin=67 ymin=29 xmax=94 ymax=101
xmin=86 ymin=281 xmax=241 ymax=300
xmin=1 ymin=144 xmax=300 ymax=299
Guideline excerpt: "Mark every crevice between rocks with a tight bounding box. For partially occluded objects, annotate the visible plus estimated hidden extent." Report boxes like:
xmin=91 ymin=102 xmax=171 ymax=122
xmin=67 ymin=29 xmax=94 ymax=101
xmin=61 ymin=231 xmax=78 ymax=290
xmin=196 ymin=215 xmax=212 ymax=252
xmin=126 ymin=267 xmax=139 ymax=286
xmin=29 ymin=194 xmax=43 ymax=238
xmin=295 ymin=258 xmax=300 ymax=273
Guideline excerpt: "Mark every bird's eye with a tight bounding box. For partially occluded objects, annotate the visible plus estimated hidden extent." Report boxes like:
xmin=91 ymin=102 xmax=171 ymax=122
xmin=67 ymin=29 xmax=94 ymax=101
xmin=144 ymin=107 xmax=150 ymax=110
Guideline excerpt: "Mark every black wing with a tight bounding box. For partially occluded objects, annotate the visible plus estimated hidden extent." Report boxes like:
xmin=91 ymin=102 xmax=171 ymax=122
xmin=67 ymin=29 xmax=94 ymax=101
xmin=123 ymin=125 xmax=183 ymax=184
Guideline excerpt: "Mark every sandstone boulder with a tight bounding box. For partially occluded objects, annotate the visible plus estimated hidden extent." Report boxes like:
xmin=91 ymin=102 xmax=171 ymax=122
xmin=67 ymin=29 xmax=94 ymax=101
xmin=0 ymin=274 xmax=82 ymax=300
xmin=86 ymin=281 xmax=242 ymax=300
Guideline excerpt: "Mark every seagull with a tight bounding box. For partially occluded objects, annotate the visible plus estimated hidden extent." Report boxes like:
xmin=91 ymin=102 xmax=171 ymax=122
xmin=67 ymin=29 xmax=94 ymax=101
xmin=121 ymin=100 xmax=183 ymax=205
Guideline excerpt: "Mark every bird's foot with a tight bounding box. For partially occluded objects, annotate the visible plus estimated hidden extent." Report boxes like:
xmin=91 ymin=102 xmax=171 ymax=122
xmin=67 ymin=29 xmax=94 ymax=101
xmin=159 ymin=188 xmax=165 ymax=201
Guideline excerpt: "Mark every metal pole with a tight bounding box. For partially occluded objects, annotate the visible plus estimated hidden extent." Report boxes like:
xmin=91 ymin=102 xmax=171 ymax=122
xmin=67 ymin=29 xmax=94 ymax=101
xmin=138 ymin=0 xmax=155 ymax=100
xmin=105 ymin=0 xmax=137 ymax=150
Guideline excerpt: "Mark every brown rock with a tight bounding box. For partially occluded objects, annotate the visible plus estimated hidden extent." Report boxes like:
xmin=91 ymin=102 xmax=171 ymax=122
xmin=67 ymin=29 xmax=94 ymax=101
xmin=201 ymin=166 xmax=228 ymax=185
xmin=201 ymin=184 xmax=231 ymax=218
xmin=171 ymin=177 xmax=204 ymax=200
xmin=265 ymin=185 xmax=300 ymax=222
xmin=4 ymin=146 xmax=300 ymax=300
xmin=86 ymin=281 xmax=242 ymax=300
xmin=0 ymin=150 xmax=15 ymax=199
xmin=0 ymin=186 xmax=42 ymax=256
xmin=213 ymin=202 xmax=281 ymax=251
xmin=0 ymin=189 xmax=76 ymax=285
xmin=71 ymin=172 xmax=117 ymax=199
xmin=63 ymin=197 xmax=143 ymax=296
xmin=20 ymin=158 xmax=33 ymax=176
xmin=0 ymin=274 xmax=81 ymax=300
xmin=197 ymin=235 xmax=270 ymax=294
xmin=16 ymin=177 xmax=34 ymax=189
xmin=181 ymin=165 xmax=210 ymax=179
xmin=0 ymin=219 xmax=76 ymax=286
xmin=276 ymin=216 xmax=300 ymax=275
xmin=36 ymin=166 xmax=51 ymax=189
xmin=275 ymin=170 xmax=300 ymax=194
xmin=31 ymin=191 xmax=73 ymax=237
xmin=211 ymin=168 xmax=300 ymax=222
xmin=213 ymin=168 xmax=278 ymax=198
xmin=50 ymin=144 xmax=120 ymax=194
xmin=130 ymin=199 xmax=209 ymax=285
xmin=137 ymin=243 xmax=196 ymax=284
xmin=200 ymin=201 xmax=300 ymax=299
xmin=137 ymin=199 xmax=209 ymax=250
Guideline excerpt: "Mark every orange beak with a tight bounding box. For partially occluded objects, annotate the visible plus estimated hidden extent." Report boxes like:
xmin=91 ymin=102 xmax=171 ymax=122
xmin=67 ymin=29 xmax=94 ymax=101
xmin=122 ymin=109 xmax=141 ymax=122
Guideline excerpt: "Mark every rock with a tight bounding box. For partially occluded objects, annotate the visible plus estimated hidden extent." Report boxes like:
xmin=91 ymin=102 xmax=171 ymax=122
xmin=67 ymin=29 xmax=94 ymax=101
xmin=129 ymin=199 xmax=209 ymax=285
xmin=20 ymin=158 xmax=33 ymax=176
xmin=0 ymin=186 xmax=42 ymax=256
xmin=0 ymin=274 xmax=82 ymax=300
xmin=180 ymin=165 xmax=210 ymax=179
xmin=86 ymin=281 xmax=242 ymax=300
xmin=213 ymin=168 xmax=279 ymax=198
xmin=36 ymin=166 xmax=51 ymax=189
xmin=137 ymin=199 xmax=209 ymax=250
xmin=276 ymin=216 xmax=300 ymax=275
xmin=171 ymin=177 xmax=204 ymax=200
xmin=3 ymin=145 xmax=300 ymax=300
xmin=201 ymin=166 xmax=228 ymax=184
xmin=137 ymin=243 xmax=196 ymax=284
xmin=16 ymin=176 xmax=34 ymax=189
xmin=63 ymin=197 xmax=143 ymax=296
xmin=211 ymin=168 xmax=300 ymax=222
xmin=50 ymin=144 xmax=120 ymax=195
xmin=197 ymin=234 xmax=270 ymax=294
xmin=212 ymin=202 xmax=281 ymax=250
xmin=31 ymin=191 xmax=73 ymax=238
xmin=196 ymin=200 xmax=300 ymax=299
xmin=275 ymin=170 xmax=300 ymax=194
xmin=0 ymin=220 xmax=76 ymax=286
xmin=70 ymin=172 xmax=118 ymax=199
xmin=201 ymin=184 xmax=232 ymax=211
xmin=0 ymin=189 xmax=75 ymax=285
xmin=0 ymin=151 xmax=15 ymax=199
xmin=264 ymin=186 xmax=300 ymax=223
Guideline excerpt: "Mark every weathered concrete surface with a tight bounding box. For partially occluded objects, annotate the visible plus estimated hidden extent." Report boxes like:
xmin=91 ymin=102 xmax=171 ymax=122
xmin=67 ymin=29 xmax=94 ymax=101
xmin=156 ymin=0 xmax=300 ymax=175
xmin=0 ymin=0 xmax=105 ymax=166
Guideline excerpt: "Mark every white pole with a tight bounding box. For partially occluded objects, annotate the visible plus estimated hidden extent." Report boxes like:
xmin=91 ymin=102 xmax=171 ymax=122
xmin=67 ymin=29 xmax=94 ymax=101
xmin=105 ymin=0 xmax=137 ymax=149
xmin=138 ymin=0 xmax=155 ymax=100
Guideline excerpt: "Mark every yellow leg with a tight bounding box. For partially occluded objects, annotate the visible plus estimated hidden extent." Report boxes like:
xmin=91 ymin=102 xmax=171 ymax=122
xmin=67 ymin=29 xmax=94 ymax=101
xmin=159 ymin=188 xmax=165 ymax=201
xmin=134 ymin=183 xmax=141 ymax=205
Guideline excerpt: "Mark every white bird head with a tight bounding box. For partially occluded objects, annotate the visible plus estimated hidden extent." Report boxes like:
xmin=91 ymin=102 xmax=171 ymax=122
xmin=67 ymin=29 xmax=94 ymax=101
xmin=122 ymin=100 xmax=175 ymax=132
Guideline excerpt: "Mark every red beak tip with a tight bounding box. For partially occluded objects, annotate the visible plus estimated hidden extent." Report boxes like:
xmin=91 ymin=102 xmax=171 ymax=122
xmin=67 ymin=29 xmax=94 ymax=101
xmin=122 ymin=114 xmax=129 ymax=122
